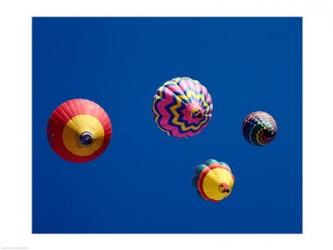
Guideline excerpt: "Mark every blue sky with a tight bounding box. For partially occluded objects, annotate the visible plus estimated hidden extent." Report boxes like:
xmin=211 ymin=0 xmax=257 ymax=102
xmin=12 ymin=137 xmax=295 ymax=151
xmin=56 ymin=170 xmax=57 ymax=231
xmin=33 ymin=17 xmax=302 ymax=233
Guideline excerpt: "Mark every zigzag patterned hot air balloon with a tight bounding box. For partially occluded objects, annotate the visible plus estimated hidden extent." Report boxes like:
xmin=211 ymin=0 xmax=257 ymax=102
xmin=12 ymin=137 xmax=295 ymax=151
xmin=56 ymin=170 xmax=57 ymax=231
xmin=242 ymin=111 xmax=277 ymax=146
xmin=152 ymin=77 xmax=213 ymax=138
xmin=47 ymin=99 xmax=112 ymax=163
xmin=193 ymin=159 xmax=235 ymax=203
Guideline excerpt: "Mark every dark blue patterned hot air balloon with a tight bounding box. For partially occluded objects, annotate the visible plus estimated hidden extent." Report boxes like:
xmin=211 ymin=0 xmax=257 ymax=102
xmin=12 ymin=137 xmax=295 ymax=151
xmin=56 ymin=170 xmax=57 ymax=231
xmin=242 ymin=111 xmax=277 ymax=146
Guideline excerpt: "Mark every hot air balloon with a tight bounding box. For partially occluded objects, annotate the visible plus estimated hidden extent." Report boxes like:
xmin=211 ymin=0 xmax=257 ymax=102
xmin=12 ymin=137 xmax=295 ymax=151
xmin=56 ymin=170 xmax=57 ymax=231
xmin=152 ymin=77 xmax=213 ymax=138
xmin=242 ymin=111 xmax=277 ymax=146
xmin=193 ymin=159 xmax=235 ymax=203
xmin=47 ymin=98 xmax=112 ymax=163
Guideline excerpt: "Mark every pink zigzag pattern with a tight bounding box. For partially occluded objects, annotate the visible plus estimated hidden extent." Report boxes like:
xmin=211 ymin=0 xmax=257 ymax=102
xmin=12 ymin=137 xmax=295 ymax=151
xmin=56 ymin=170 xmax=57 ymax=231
xmin=153 ymin=77 xmax=213 ymax=138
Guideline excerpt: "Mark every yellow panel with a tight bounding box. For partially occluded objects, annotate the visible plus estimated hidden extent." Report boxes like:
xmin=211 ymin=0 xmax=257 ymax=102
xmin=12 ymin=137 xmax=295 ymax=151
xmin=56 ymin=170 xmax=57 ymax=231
xmin=202 ymin=168 xmax=234 ymax=201
xmin=62 ymin=114 xmax=105 ymax=157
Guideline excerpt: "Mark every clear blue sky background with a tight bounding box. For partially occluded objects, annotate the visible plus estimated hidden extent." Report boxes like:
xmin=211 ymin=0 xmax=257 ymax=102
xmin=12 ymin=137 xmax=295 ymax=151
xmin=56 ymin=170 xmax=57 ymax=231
xmin=33 ymin=17 xmax=302 ymax=233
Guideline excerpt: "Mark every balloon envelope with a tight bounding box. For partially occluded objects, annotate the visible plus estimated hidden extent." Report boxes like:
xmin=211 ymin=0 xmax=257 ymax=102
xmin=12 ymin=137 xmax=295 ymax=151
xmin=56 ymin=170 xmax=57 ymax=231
xmin=242 ymin=111 xmax=277 ymax=146
xmin=47 ymin=98 xmax=112 ymax=163
xmin=152 ymin=77 xmax=213 ymax=138
xmin=193 ymin=159 xmax=235 ymax=203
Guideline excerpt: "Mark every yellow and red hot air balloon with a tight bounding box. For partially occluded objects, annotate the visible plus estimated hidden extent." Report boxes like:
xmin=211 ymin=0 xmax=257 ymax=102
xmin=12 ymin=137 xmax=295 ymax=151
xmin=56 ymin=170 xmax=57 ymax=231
xmin=47 ymin=98 xmax=112 ymax=163
xmin=193 ymin=159 xmax=235 ymax=203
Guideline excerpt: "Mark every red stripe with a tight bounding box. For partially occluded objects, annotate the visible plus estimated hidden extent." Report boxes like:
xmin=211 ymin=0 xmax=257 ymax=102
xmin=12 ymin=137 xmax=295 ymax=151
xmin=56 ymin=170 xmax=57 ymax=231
xmin=197 ymin=166 xmax=210 ymax=200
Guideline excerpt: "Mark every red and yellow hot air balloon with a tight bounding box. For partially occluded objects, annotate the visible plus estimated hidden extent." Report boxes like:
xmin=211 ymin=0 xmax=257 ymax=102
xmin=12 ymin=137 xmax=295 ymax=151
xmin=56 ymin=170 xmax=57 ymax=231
xmin=193 ymin=159 xmax=235 ymax=203
xmin=47 ymin=99 xmax=112 ymax=163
